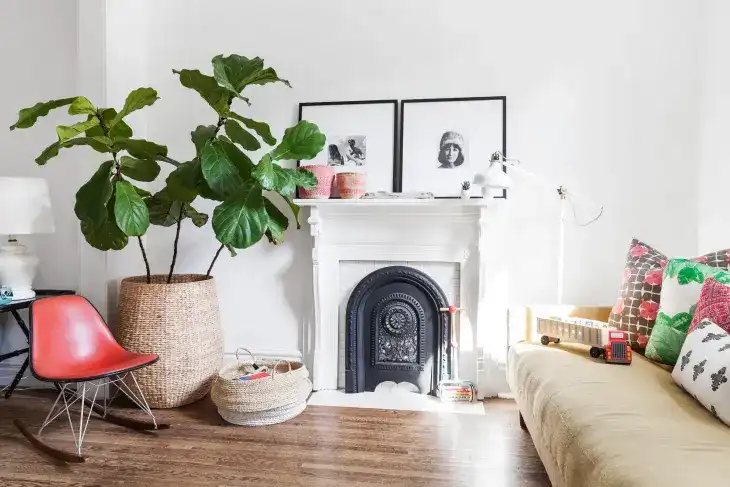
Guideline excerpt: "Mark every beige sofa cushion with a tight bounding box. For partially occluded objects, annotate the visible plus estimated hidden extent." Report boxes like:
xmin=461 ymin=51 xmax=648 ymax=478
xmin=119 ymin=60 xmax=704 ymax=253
xmin=508 ymin=341 xmax=730 ymax=487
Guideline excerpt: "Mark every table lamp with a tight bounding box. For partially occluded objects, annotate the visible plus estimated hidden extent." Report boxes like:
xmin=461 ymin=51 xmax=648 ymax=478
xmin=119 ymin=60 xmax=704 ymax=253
xmin=0 ymin=177 xmax=55 ymax=300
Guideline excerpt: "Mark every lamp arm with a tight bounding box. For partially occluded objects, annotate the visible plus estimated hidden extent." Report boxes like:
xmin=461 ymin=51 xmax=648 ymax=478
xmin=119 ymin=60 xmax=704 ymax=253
xmin=489 ymin=151 xmax=604 ymax=224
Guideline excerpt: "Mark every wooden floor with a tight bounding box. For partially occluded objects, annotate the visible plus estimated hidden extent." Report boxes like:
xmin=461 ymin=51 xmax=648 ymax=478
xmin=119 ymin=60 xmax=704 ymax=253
xmin=0 ymin=390 xmax=550 ymax=486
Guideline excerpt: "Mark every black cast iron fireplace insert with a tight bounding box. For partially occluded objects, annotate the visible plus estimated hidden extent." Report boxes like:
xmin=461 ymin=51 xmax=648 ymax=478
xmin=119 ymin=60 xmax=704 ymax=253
xmin=345 ymin=266 xmax=451 ymax=394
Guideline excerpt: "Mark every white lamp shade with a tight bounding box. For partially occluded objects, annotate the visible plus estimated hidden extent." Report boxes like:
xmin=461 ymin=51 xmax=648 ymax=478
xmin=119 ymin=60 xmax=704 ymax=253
xmin=474 ymin=161 xmax=512 ymax=190
xmin=0 ymin=177 xmax=55 ymax=235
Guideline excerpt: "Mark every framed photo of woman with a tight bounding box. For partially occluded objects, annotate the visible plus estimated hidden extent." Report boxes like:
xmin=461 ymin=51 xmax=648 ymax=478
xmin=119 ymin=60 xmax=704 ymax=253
xmin=398 ymin=97 xmax=507 ymax=198
xmin=298 ymin=100 xmax=398 ymax=198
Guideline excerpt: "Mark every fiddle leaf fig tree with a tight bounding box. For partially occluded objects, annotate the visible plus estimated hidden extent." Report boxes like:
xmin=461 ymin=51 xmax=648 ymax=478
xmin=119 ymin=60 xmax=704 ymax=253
xmin=10 ymin=54 xmax=324 ymax=283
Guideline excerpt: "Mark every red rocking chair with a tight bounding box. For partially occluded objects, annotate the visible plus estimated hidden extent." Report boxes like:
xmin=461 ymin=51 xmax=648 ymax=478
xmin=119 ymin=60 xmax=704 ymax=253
xmin=14 ymin=295 xmax=169 ymax=463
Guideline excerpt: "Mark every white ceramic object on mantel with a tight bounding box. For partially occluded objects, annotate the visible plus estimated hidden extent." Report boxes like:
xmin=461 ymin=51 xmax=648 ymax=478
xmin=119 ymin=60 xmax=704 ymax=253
xmin=0 ymin=177 xmax=55 ymax=300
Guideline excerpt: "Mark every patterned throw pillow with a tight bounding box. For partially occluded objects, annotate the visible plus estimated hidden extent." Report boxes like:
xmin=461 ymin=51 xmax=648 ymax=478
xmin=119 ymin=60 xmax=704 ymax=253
xmin=645 ymin=260 xmax=730 ymax=365
xmin=689 ymin=278 xmax=730 ymax=335
xmin=608 ymin=239 xmax=730 ymax=351
xmin=672 ymin=320 xmax=730 ymax=426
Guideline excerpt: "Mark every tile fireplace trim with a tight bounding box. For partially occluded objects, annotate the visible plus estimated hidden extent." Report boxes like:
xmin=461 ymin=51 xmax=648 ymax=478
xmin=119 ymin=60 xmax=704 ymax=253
xmin=300 ymin=200 xmax=507 ymax=398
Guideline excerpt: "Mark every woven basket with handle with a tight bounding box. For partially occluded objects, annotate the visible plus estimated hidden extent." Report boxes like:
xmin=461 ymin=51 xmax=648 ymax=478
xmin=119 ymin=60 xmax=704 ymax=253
xmin=115 ymin=274 xmax=223 ymax=409
xmin=211 ymin=348 xmax=312 ymax=425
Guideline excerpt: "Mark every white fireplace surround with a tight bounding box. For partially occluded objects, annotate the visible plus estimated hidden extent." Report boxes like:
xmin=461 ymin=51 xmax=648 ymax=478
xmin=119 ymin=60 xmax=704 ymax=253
xmin=298 ymin=198 xmax=509 ymax=399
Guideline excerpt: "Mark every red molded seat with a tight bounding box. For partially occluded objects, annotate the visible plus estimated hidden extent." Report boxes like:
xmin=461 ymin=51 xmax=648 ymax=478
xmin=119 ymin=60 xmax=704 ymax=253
xmin=30 ymin=295 xmax=158 ymax=382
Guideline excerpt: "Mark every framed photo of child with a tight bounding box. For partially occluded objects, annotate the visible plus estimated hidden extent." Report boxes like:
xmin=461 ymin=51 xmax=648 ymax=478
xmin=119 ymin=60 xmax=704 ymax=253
xmin=399 ymin=97 xmax=507 ymax=198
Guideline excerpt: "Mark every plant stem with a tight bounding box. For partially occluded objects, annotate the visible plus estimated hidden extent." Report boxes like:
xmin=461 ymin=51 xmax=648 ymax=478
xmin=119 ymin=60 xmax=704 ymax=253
xmin=206 ymin=244 xmax=225 ymax=277
xmin=158 ymin=155 xmax=182 ymax=167
xmin=167 ymin=206 xmax=185 ymax=283
xmin=137 ymin=237 xmax=151 ymax=283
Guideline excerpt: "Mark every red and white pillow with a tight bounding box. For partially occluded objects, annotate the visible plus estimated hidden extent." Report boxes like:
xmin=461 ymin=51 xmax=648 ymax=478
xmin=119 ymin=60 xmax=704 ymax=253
xmin=608 ymin=239 xmax=730 ymax=351
xmin=689 ymin=278 xmax=730 ymax=335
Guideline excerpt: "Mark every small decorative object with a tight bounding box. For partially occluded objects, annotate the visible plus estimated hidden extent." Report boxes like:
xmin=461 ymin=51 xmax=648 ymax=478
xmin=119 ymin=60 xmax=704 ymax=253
xmin=438 ymin=380 xmax=476 ymax=402
xmin=299 ymin=165 xmax=335 ymax=199
xmin=0 ymin=285 xmax=13 ymax=305
xmin=362 ymin=191 xmax=434 ymax=200
xmin=460 ymin=181 xmax=471 ymax=200
xmin=211 ymin=348 xmax=312 ymax=426
xmin=536 ymin=316 xmax=632 ymax=365
xmin=298 ymin=100 xmax=398 ymax=197
xmin=0 ymin=178 xmax=55 ymax=300
xmin=336 ymin=172 xmax=367 ymax=199
xmin=399 ymin=97 xmax=506 ymax=198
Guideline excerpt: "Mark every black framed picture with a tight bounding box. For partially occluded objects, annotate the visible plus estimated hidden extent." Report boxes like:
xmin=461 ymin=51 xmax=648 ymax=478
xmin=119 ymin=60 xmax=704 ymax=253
xmin=398 ymin=96 xmax=507 ymax=198
xmin=298 ymin=100 xmax=398 ymax=197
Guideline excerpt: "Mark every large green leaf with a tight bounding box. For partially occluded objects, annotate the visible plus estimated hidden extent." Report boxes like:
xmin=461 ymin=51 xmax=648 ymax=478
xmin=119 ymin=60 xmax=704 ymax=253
xmin=264 ymin=197 xmax=289 ymax=245
xmin=224 ymin=119 xmax=260 ymax=151
xmin=114 ymin=138 xmax=168 ymax=160
xmin=147 ymin=190 xmax=184 ymax=227
xmin=239 ymin=67 xmax=291 ymax=91
xmin=212 ymin=55 xmax=261 ymax=96
xmin=184 ymin=205 xmax=209 ymax=227
xmin=166 ymin=160 xmax=200 ymax=203
xmin=201 ymin=138 xmax=244 ymax=198
xmin=74 ymin=161 xmax=114 ymax=224
xmin=172 ymin=69 xmax=230 ymax=114
xmin=282 ymin=194 xmax=302 ymax=229
xmin=227 ymin=112 xmax=276 ymax=145
xmin=120 ymin=156 xmax=161 ymax=182
xmin=86 ymin=108 xmax=132 ymax=140
xmin=191 ymin=125 xmax=217 ymax=156
xmin=295 ymin=166 xmax=317 ymax=189
xmin=68 ymin=96 xmax=96 ymax=116
xmin=110 ymin=87 xmax=159 ymax=128
xmin=645 ymin=311 xmax=692 ymax=365
xmin=56 ymin=118 xmax=100 ymax=142
xmin=271 ymin=121 xmax=325 ymax=161
xmin=114 ymin=180 xmax=150 ymax=236
xmin=9 ymin=97 xmax=77 ymax=130
xmin=220 ymin=137 xmax=254 ymax=179
xmin=80 ymin=198 xmax=128 ymax=251
xmin=253 ymin=154 xmax=276 ymax=191
xmin=35 ymin=135 xmax=113 ymax=165
xmin=212 ymin=182 xmax=268 ymax=249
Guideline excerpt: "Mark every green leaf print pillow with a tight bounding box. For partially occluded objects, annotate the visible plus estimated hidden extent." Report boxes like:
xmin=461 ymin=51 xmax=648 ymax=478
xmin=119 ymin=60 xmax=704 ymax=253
xmin=645 ymin=259 xmax=730 ymax=365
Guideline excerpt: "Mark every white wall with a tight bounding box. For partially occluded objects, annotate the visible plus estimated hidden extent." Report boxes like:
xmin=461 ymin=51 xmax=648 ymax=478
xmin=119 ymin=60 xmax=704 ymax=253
xmin=0 ymin=1 xmax=82 ymax=380
xmin=0 ymin=0 xmax=711 ymax=385
xmin=698 ymin=0 xmax=730 ymax=253
xmin=113 ymin=0 xmax=702 ymax=358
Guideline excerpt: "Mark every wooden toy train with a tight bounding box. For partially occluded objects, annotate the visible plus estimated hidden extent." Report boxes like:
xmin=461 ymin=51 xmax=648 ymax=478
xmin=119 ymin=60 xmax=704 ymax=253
xmin=536 ymin=316 xmax=632 ymax=365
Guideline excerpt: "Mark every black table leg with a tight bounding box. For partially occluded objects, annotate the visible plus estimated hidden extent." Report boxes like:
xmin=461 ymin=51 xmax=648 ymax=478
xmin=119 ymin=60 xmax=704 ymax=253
xmin=10 ymin=310 xmax=29 ymax=338
xmin=4 ymin=356 xmax=29 ymax=399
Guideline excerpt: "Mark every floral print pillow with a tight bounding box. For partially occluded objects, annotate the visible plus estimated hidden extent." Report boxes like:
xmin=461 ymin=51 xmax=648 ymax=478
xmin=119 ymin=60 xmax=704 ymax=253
xmin=608 ymin=239 xmax=730 ymax=351
xmin=645 ymin=259 xmax=730 ymax=365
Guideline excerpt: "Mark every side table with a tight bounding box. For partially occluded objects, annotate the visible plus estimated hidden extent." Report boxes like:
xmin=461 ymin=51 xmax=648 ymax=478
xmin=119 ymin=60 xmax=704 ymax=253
xmin=0 ymin=289 xmax=75 ymax=398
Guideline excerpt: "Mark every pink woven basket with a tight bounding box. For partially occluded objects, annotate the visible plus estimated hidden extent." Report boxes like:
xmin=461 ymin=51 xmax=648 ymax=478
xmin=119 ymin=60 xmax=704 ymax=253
xmin=336 ymin=172 xmax=366 ymax=199
xmin=299 ymin=165 xmax=335 ymax=199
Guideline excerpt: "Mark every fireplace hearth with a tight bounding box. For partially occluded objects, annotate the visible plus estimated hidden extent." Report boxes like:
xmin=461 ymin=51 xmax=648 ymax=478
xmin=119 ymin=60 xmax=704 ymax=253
xmin=345 ymin=266 xmax=451 ymax=394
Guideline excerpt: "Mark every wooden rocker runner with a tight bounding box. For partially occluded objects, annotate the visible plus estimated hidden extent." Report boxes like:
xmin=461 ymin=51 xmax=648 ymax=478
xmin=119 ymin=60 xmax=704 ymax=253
xmin=14 ymin=295 xmax=169 ymax=463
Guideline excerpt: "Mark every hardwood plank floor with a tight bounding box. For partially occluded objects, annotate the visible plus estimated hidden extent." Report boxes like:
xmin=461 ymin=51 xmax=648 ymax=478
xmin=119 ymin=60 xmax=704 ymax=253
xmin=0 ymin=390 xmax=550 ymax=486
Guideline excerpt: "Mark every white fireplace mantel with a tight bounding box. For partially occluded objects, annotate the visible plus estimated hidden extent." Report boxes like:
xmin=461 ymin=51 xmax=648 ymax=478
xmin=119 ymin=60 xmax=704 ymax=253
xmin=298 ymin=198 xmax=508 ymax=398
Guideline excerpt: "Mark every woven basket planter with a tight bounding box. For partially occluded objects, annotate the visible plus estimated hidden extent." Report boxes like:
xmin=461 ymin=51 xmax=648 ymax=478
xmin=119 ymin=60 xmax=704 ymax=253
xmin=115 ymin=274 xmax=223 ymax=409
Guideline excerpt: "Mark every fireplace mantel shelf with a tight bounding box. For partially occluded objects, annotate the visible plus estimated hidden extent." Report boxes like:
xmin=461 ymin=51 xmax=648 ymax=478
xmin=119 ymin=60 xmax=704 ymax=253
xmin=294 ymin=198 xmax=490 ymax=207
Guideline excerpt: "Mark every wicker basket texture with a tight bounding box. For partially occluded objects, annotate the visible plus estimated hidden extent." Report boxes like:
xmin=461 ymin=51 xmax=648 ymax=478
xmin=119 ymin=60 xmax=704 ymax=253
xmin=211 ymin=349 xmax=312 ymax=425
xmin=115 ymin=274 xmax=223 ymax=409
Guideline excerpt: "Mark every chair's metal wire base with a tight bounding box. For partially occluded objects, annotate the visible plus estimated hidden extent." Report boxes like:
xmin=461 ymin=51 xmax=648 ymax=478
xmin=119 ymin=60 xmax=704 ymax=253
xmin=15 ymin=371 xmax=168 ymax=463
